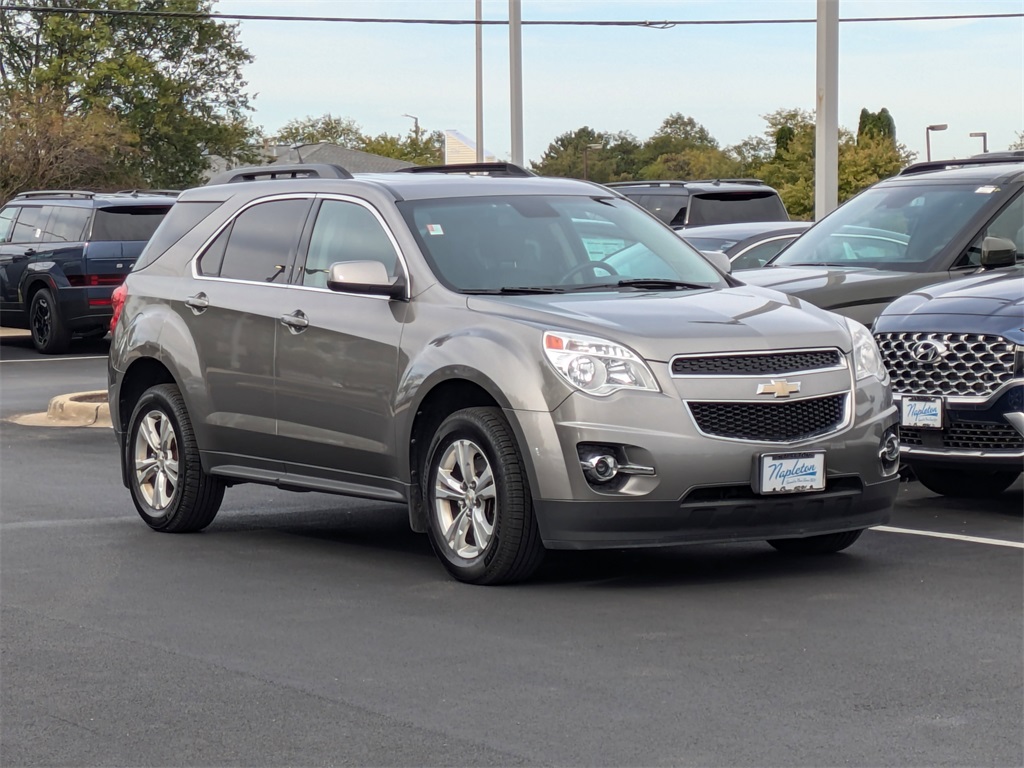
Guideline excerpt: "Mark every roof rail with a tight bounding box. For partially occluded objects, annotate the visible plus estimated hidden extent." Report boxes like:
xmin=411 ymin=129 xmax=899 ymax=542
xmin=604 ymin=180 xmax=689 ymax=188
xmin=395 ymin=162 xmax=536 ymax=177
xmin=898 ymin=152 xmax=1024 ymax=176
xmin=114 ymin=189 xmax=181 ymax=197
xmin=690 ymin=178 xmax=766 ymax=186
xmin=206 ymin=163 xmax=353 ymax=185
xmin=13 ymin=190 xmax=96 ymax=199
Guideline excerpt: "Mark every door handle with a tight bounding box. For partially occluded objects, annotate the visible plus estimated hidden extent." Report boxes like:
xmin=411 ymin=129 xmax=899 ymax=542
xmin=14 ymin=249 xmax=34 ymax=261
xmin=279 ymin=310 xmax=309 ymax=333
xmin=184 ymin=292 xmax=209 ymax=314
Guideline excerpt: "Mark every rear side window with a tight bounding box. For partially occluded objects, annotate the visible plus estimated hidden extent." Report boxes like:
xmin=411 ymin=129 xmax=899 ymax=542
xmin=41 ymin=205 xmax=90 ymax=242
xmin=92 ymin=206 xmax=171 ymax=241
xmin=622 ymin=192 xmax=687 ymax=227
xmin=687 ymin=192 xmax=788 ymax=227
xmin=0 ymin=206 xmax=16 ymax=243
xmin=134 ymin=201 xmax=222 ymax=271
xmin=212 ymin=198 xmax=311 ymax=283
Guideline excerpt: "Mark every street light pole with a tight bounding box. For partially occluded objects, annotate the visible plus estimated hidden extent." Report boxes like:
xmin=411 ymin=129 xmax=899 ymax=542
xmin=582 ymin=142 xmax=603 ymax=180
xmin=402 ymin=113 xmax=421 ymax=142
xmin=925 ymin=123 xmax=948 ymax=162
xmin=969 ymin=131 xmax=988 ymax=153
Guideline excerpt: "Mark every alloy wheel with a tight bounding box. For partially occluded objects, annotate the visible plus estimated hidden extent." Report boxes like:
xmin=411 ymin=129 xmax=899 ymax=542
xmin=433 ymin=439 xmax=497 ymax=559
xmin=133 ymin=409 xmax=179 ymax=513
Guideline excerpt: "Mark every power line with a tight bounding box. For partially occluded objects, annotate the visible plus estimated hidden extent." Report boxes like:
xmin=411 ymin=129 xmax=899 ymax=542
xmin=0 ymin=5 xmax=1020 ymax=27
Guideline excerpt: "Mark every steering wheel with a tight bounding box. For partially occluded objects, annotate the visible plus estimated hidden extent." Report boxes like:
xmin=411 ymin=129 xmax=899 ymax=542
xmin=559 ymin=260 xmax=620 ymax=284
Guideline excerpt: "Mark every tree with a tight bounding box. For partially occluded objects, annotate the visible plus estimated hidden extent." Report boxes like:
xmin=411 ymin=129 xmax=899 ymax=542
xmin=361 ymin=128 xmax=444 ymax=166
xmin=0 ymin=0 xmax=259 ymax=189
xmin=637 ymin=113 xmax=718 ymax=173
xmin=857 ymin=107 xmax=896 ymax=144
xmin=0 ymin=86 xmax=139 ymax=203
xmin=271 ymin=113 xmax=364 ymax=148
xmin=1009 ymin=131 xmax=1024 ymax=151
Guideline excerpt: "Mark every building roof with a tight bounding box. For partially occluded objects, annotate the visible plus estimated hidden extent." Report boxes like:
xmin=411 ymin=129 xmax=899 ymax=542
xmin=281 ymin=143 xmax=416 ymax=173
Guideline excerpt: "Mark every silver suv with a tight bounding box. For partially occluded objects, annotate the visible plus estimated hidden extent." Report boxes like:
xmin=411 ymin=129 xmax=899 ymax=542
xmin=108 ymin=163 xmax=900 ymax=584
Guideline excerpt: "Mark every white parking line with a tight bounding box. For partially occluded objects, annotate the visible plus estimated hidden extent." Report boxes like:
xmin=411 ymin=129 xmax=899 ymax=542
xmin=0 ymin=356 xmax=108 ymax=363
xmin=875 ymin=525 xmax=1024 ymax=549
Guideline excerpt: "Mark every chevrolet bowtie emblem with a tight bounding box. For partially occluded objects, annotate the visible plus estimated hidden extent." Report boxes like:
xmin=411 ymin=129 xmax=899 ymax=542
xmin=756 ymin=379 xmax=801 ymax=398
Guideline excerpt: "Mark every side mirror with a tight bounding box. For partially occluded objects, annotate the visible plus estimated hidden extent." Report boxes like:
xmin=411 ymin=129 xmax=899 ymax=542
xmin=981 ymin=236 xmax=1017 ymax=269
xmin=704 ymin=250 xmax=732 ymax=274
xmin=326 ymin=260 xmax=406 ymax=300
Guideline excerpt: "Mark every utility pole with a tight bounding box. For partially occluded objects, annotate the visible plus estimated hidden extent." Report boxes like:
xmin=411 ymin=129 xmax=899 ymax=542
xmin=814 ymin=0 xmax=839 ymax=220
xmin=475 ymin=0 xmax=484 ymax=162
xmin=509 ymin=0 xmax=524 ymax=165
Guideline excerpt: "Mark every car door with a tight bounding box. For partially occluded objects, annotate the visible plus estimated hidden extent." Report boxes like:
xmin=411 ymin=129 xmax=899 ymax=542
xmin=183 ymin=195 xmax=313 ymax=465
xmin=0 ymin=205 xmax=48 ymax=320
xmin=274 ymin=195 xmax=408 ymax=490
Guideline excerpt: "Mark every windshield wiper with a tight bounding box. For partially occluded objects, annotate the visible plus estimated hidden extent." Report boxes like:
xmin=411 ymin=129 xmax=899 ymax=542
xmin=615 ymin=278 xmax=711 ymax=290
xmin=462 ymin=286 xmax=567 ymax=295
xmin=772 ymin=262 xmax=851 ymax=268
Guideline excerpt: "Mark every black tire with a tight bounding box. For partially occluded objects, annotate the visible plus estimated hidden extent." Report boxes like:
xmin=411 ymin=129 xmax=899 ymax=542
xmin=29 ymin=287 xmax=71 ymax=354
xmin=422 ymin=407 xmax=545 ymax=585
xmin=913 ymin=466 xmax=1020 ymax=498
xmin=126 ymin=383 xmax=224 ymax=532
xmin=768 ymin=529 xmax=864 ymax=555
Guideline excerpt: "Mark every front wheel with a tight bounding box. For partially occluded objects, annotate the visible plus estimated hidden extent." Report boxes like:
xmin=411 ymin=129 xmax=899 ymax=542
xmin=126 ymin=383 xmax=225 ymax=532
xmin=913 ymin=466 xmax=1020 ymax=498
xmin=768 ymin=529 xmax=864 ymax=555
xmin=423 ymin=407 xmax=544 ymax=585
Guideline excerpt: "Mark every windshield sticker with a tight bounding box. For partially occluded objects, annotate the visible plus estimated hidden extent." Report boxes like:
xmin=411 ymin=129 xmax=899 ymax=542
xmin=426 ymin=224 xmax=444 ymax=236
xmin=975 ymin=186 xmax=999 ymax=194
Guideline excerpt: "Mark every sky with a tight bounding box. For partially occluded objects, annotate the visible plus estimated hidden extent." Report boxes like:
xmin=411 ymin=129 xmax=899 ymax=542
xmin=218 ymin=0 xmax=1024 ymax=165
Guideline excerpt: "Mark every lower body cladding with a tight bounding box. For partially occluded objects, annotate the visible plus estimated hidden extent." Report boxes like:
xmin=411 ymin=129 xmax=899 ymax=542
xmin=510 ymin=388 xmax=899 ymax=550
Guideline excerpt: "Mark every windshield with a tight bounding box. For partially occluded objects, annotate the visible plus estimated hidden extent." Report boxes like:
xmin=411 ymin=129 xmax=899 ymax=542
xmin=686 ymin=192 xmax=787 ymax=227
xmin=771 ymin=182 xmax=1000 ymax=272
xmin=398 ymin=195 xmax=724 ymax=293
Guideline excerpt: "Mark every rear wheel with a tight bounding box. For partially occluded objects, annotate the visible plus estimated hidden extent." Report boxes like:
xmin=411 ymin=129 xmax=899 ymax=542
xmin=29 ymin=288 xmax=71 ymax=354
xmin=768 ymin=529 xmax=864 ymax=555
xmin=126 ymin=383 xmax=224 ymax=532
xmin=423 ymin=407 xmax=544 ymax=585
xmin=913 ymin=466 xmax=1020 ymax=498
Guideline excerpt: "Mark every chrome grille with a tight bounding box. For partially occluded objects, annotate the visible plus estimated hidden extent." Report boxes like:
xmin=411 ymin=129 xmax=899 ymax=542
xmin=875 ymin=332 xmax=1017 ymax=397
xmin=671 ymin=349 xmax=842 ymax=376
xmin=688 ymin=394 xmax=847 ymax=442
xmin=900 ymin=422 xmax=1024 ymax=452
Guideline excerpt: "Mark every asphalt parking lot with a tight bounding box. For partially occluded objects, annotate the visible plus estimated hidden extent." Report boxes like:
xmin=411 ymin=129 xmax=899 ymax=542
xmin=1 ymin=332 xmax=1021 ymax=767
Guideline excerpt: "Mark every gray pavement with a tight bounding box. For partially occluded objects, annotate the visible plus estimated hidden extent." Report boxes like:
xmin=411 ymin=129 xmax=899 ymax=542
xmin=2 ymin=336 xmax=1022 ymax=767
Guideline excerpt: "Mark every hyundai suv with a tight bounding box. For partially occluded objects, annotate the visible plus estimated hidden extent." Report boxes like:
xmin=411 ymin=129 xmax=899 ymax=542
xmin=108 ymin=163 xmax=899 ymax=584
xmin=0 ymin=190 xmax=176 ymax=353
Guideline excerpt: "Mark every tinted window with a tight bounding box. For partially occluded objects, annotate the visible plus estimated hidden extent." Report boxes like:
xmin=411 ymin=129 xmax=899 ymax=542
xmin=774 ymin=182 xmax=1002 ymax=271
xmin=399 ymin=195 xmax=722 ymax=292
xmin=218 ymin=199 xmax=310 ymax=283
xmin=732 ymin=238 xmax=796 ymax=270
xmin=621 ymin=192 xmax=687 ymax=226
xmin=0 ymin=206 xmax=16 ymax=243
xmin=10 ymin=206 xmax=46 ymax=243
xmin=135 ymin=201 xmax=222 ymax=271
xmin=198 ymin=225 xmax=231 ymax=277
xmin=955 ymin=191 xmax=1024 ymax=268
xmin=92 ymin=206 xmax=171 ymax=241
xmin=687 ymin=192 xmax=788 ymax=227
xmin=40 ymin=205 xmax=90 ymax=242
xmin=301 ymin=200 xmax=398 ymax=288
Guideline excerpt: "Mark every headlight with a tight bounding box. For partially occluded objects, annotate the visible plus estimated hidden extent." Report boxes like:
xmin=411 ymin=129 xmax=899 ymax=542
xmin=845 ymin=318 xmax=887 ymax=381
xmin=543 ymin=331 xmax=660 ymax=396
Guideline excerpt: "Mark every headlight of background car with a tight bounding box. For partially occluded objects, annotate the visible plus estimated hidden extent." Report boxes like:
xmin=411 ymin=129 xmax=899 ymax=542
xmin=543 ymin=331 xmax=660 ymax=396
xmin=845 ymin=318 xmax=887 ymax=381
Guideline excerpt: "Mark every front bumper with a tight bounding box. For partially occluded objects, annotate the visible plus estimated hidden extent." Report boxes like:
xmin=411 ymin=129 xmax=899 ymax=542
xmin=509 ymin=377 xmax=899 ymax=550
xmin=895 ymin=385 xmax=1024 ymax=469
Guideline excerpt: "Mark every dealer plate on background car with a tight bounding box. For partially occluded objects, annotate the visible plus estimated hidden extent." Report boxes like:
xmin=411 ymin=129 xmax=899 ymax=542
xmin=901 ymin=396 xmax=943 ymax=428
xmin=759 ymin=452 xmax=826 ymax=494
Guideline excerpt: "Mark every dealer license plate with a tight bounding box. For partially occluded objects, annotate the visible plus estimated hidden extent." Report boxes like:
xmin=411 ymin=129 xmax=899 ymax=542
xmin=901 ymin=396 xmax=943 ymax=428
xmin=759 ymin=452 xmax=826 ymax=494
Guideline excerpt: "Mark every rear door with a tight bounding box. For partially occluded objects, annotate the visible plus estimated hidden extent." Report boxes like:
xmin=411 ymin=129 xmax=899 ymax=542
xmin=183 ymin=195 xmax=313 ymax=465
xmin=0 ymin=205 xmax=49 ymax=321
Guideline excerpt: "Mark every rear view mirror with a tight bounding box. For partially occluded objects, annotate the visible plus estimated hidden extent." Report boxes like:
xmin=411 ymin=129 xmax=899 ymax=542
xmin=326 ymin=260 xmax=406 ymax=300
xmin=704 ymin=250 xmax=732 ymax=274
xmin=980 ymin=236 xmax=1017 ymax=269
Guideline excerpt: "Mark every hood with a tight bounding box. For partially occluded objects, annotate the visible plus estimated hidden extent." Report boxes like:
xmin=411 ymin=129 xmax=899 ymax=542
xmin=874 ymin=269 xmax=1024 ymax=340
xmin=737 ymin=265 xmax=949 ymax=316
xmin=467 ymin=285 xmax=852 ymax=362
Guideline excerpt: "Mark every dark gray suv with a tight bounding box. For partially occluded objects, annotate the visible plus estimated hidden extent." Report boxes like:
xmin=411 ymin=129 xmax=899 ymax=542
xmin=108 ymin=163 xmax=900 ymax=584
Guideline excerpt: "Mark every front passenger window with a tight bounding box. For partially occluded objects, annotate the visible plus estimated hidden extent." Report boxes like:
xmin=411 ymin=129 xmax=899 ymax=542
xmin=301 ymin=200 xmax=398 ymax=288
xmin=954 ymin=192 xmax=1024 ymax=268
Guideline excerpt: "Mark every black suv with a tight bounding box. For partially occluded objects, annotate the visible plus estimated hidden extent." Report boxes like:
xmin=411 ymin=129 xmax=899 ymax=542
xmin=604 ymin=179 xmax=789 ymax=229
xmin=0 ymin=190 xmax=176 ymax=353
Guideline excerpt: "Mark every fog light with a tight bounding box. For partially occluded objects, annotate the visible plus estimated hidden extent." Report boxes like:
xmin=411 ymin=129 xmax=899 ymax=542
xmin=581 ymin=453 xmax=620 ymax=483
xmin=879 ymin=428 xmax=901 ymax=476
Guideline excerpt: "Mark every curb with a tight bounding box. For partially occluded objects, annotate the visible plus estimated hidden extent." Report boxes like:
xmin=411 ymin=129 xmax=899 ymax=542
xmin=10 ymin=390 xmax=112 ymax=429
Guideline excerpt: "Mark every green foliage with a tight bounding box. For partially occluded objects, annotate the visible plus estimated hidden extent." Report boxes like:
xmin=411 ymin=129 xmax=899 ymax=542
xmin=271 ymin=114 xmax=364 ymax=148
xmin=1009 ymin=131 xmax=1024 ymax=151
xmin=0 ymin=0 xmax=258 ymax=190
xmin=857 ymin=107 xmax=896 ymax=144
xmin=361 ymin=128 xmax=444 ymax=165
